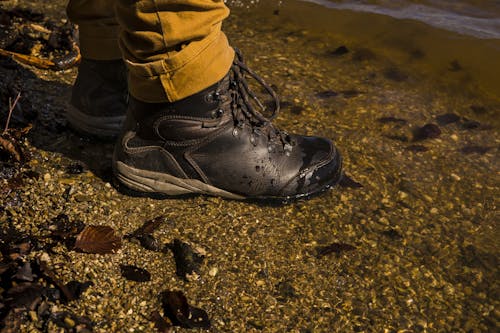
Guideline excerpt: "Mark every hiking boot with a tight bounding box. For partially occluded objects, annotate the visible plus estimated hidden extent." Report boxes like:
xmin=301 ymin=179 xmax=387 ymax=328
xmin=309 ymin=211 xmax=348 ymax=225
xmin=66 ymin=58 xmax=127 ymax=139
xmin=113 ymin=49 xmax=342 ymax=200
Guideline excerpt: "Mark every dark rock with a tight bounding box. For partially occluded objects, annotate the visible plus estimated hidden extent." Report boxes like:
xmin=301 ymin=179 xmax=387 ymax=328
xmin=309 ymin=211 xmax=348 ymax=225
xmin=315 ymin=90 xmax=338 ymax=99
xmin=412 ymin=123 xmax=441 ymax=141
xmin=167 ymin=239 xmax=205 ymax=281
xmin=120 ymin=265 xmax=151 ymax=282
xmin=377 ymin=116 xmax=408 ymax=125
xmin=436 ymin=113 xmax=460 ymax=126
xmin=459 ymin=145 xmax=493 ymax=155
xmin=330 ymin=45 xmax=349 ymax=57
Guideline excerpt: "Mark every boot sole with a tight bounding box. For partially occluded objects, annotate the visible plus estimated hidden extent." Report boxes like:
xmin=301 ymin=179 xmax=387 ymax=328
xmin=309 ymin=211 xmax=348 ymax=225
xmin=114 ymin=161 xmax=246 ymax=200
xmin=114 ymin=155 xmax=342 ymax=202
xmin=66 ymin=104 xmax=125 ymax=139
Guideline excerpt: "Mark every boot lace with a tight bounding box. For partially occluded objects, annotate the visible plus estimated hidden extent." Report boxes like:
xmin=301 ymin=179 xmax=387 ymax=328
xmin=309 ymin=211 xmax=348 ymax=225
xmin=216 ymin=48 xmax=295 ymax=153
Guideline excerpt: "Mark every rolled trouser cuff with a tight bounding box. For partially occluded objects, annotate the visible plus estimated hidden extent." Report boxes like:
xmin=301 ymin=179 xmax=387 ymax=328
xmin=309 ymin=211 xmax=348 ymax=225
xmin=78 ymin=24 xmax=122 ymax=60
xmin=126 ymin=28 xmax=234 ymax=103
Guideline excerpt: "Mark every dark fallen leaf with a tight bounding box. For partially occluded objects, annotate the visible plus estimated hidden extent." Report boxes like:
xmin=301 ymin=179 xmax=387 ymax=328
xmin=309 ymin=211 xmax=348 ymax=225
xmin=377 ymin=116 xmax=408 ymax=125
xmin=0 ymin=135 xmax=24 ymax=162
xmin=126 ymin=216 xmax=166 ymax=251
xmin=405 ymin=144 xmax=429 ymax=152
xmin=168 ymin=239 xmax=205 ymax=281
xmin=120 ymin=264 xmax=151 ymax=282
xmin=64 ymin=280 xmax=93 ymax=299
xmin=66 ymin=163 xmax=84 ymax=174
xmin=436 ymin=113 xmax=461 ymax=126
xmin=381 ymin=228 xmax=403 ymax=240
xmin=315 ymin=242 xmax=356 ymax=258
xmin=74 ymin=225 xmax=122 ymax=254
xmin=138 ymin=234 xmax=163 ymax=252
xmin=412 ymin=123 xmax=441 ymax=141
xmin=330 ymin=45 xmax=349 ymax=57
xmin=160 ymin=290 xmax=210 ymax=329
xmin=460 ymin=145 xmax=493 ymax=155
xmin=315 ymin=90 xmax=338 ymax=99
xmin=127 ymin=216 xmax=166 ymax=239
xmin=338 ymin=174 xmax=363 ymax=188
xmin=151 ymin=311 xmax=173 ymax=332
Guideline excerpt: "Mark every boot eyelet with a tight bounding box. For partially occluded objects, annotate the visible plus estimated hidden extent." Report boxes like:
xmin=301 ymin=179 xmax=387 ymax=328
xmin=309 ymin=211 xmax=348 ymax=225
xmin=211 ymin=108 xmax=224 ymax=119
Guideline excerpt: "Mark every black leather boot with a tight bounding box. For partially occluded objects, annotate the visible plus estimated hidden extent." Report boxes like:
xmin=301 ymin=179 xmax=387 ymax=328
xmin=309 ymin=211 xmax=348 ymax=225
xmin=66 ymin=58 xmax=127 ymax=139
xmin=113 ymin=50 xmax=342 ymax=200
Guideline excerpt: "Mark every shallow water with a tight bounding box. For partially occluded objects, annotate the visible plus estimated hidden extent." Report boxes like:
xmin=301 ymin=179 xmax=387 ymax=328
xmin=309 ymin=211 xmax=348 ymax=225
xmin=0 ymin=0 xmax=498 ymax=332
xmin=303 ymin=0 xmax=500 ymax=39
xmin=238 ymin=0 xmax=500 ymax=106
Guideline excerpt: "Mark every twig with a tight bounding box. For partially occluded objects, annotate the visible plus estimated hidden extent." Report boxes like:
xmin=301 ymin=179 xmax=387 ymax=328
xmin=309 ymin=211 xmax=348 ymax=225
xmin=4 ymin=91 xmax=21 ymax=134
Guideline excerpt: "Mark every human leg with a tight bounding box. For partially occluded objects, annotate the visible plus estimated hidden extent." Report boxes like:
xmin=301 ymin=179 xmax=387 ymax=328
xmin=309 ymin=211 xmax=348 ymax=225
xmin=66 ymin=0 xmax=127 ymax=138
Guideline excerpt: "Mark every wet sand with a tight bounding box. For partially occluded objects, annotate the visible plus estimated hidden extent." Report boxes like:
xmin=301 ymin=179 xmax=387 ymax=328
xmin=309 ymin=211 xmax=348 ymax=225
xmin=0 ymin=0 xmax=498 ymax=332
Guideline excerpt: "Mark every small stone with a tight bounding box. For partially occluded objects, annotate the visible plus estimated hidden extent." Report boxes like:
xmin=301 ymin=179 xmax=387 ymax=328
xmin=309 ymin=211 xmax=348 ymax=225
xmin=39 ymin=252 xmax=50 ymax=263
xmin=430 ymin=208 xmax=438 ymax=214
xmin=398 ymin=191 xmax=409 ymax=200
xmin=256 ymin=280 xmax=266 ymax=287
xmin=451 ymin=173 xmax=461 ymax=181
xmin=64 ymin=317 xmax=76 ymax=328
xmin=209 ymin=267 xmax=218 ymax=277
xmin=43 ymin=173 xmax=51 ymax=181
xmin=29 ymin=311 xmax=38 ymax=322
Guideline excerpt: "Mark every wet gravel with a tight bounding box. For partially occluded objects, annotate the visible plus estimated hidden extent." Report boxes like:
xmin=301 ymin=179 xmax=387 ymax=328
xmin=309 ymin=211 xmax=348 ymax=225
xmin=0 ymin=0 xmax=499 ymax=332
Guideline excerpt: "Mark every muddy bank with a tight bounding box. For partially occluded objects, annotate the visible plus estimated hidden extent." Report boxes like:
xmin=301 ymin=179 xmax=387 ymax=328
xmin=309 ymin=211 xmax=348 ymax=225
xmin=0 ymin=0 xmax=498 ymax=332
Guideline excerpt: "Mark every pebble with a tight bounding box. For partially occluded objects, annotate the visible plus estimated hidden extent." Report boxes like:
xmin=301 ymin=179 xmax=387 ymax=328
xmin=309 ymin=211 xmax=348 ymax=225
xmin=209 ymin=267 xmax=219 ymax=277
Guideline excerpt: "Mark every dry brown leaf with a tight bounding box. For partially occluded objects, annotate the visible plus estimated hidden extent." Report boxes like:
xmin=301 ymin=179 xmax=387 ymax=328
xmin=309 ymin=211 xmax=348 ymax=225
xmin=74 ymin=225 xmax=122 ymax=254
xmin=0 ymin=135 xmax=23 ymax=162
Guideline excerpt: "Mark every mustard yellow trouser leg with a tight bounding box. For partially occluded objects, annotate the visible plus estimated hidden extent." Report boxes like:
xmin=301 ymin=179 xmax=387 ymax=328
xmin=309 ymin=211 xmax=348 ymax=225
xmin=67 ymin=0 xmax=235 ymax=103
